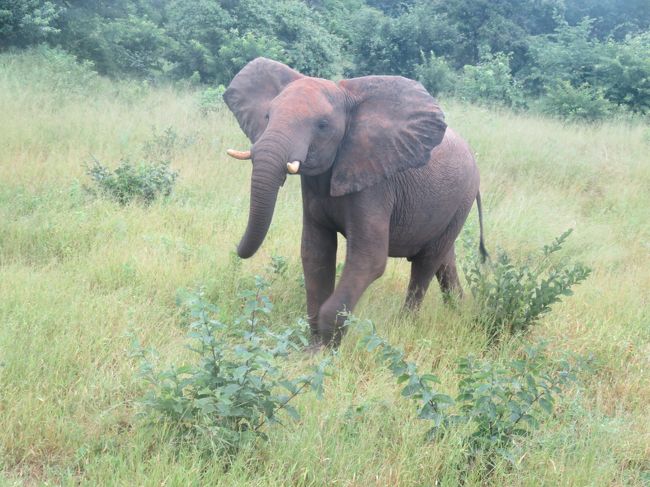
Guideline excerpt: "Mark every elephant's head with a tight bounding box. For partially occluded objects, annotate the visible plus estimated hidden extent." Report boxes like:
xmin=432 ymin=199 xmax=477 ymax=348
xmin=224 ymin=58 xmax=447 ymax=258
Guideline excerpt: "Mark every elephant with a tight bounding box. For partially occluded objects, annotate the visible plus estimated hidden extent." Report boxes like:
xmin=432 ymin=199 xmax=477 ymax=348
xmin=223 ymin=57 xmax=487 ymax=347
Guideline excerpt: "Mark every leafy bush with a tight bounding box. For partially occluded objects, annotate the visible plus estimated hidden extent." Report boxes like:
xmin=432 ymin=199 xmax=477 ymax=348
xmin=217 ymin=31 xmax=287 ymax=83
xmin=456 ymin=52 xmax=526 ymax=108
xmin=449 ymin=346 xmax=584 ymax=466
xmin=600 ymin=33 xmax=650 ymax=114
xmin=0 ymin=1 xmax=61 ymax=46
xmin=96 ymin=15 xmax=172 ymax=78
xmin=164 ymin=0 xmax=234 ymax=83
xmin=132 ymin=275 xmax=330 ymax=457
xmin=539 ymin=81 xmax=617 ymax=123
xmin=198 ymin=85 xmax=226 ymax=115
xmin=526 ymin=19 xmax=650 ymax=115
xmin=85 ymin=156 xmax=177 ymax=206
xmin=354 ymin=317 xmax=589 ymax=472
xmin=462 ymin=229 xmax=591 ymax=339
xmin=415 ymin=51 xmax=455 ymax=97
xmin=85 ymin=127 xmax=189 ymax=205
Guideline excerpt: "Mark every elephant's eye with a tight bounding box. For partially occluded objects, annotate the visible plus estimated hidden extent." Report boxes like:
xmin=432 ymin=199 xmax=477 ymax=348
xmin=264 ymin=113 xmax=269 ymax=121
xmin=317 ymin=119 xmax=329 ymax=130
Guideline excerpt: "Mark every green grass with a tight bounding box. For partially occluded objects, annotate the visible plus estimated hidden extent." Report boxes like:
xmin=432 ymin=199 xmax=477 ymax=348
xmin=1 ymin=52 xmax=649 ymax=485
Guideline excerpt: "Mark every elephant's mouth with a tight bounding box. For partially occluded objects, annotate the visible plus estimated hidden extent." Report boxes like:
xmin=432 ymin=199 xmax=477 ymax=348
xmin=293 ymin=146 xmax=331 ymax=176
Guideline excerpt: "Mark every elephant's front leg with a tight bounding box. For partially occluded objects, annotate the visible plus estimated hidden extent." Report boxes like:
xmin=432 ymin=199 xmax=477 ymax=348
xmin=301 ymin=221 xmax=337 ymax=346
xmin=318 ymin=212 xmax=390 ymax=347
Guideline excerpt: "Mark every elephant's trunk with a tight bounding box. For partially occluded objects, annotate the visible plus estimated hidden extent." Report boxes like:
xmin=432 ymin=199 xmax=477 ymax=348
xmin=236 ymin=135 xmax=289 ymax=259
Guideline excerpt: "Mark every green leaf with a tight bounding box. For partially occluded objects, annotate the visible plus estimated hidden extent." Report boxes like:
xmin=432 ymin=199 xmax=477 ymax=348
xmin=401 ymin=383 xmax=422 ymax=397
xmin=283 ymin=404 xmax=300 ymax=421
xmin=420 ymin=374 xmax=440 ymax=384
xmin=539 ymin=396 xmax=554 ymax=414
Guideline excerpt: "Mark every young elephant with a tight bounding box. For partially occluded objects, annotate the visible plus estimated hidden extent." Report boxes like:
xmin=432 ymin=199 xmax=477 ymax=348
xmin=224 ymin=58 xmax=487 ymax=347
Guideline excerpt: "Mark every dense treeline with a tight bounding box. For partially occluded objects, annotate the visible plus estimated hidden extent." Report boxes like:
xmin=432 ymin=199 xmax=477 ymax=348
xmin=1 ymin=0 xmax=649 ymax=119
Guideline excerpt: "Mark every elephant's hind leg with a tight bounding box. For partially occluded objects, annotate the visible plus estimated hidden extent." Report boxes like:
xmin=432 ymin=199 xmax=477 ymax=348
xmin=435 ymin=247 xmax=463 ymax=302
xmin=404 ymin=246 xmax=462 ymax=310
xmin=405 ymin=250 xmax=440 ymax=310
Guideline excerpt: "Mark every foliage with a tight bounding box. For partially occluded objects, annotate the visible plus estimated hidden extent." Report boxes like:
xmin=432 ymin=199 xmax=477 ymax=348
xmin=456 ymin=52 xmax=526 ymax=108
xmin=598 ymin=33 xmax=650 ymax=114
xmin=2 ymin=0 xmax=648 ymax=120
xmin=164 ymin=0 xmax=233 ymax=82
xmin=0 ymin=0 xmax=61 ymax=46
xmin=95 ymin=15 xmax=172 ymax=78
xmin=355 ymin=316 xmax=589 ymax=471
xmin=415 ymin=51 xmax=455 ymax=97
xmin=85 ymin=157 xmax=177 ymax=206
xmin=84 ymin=127 xmax=187 ymax=206
xmin=217 ymin=31 xmax=287 ymax=83
xmin=564 ymin=0 xmax=650 ymax=40
xmin=462 ymin=230 xmax=591 ymax=339
xmin=448 ymin=345 xmax=585 ymax=466
xmin=132 ymin=270 xmax=330 ymax=457
xmin=526 ymin=19 xmax=650 ymax=114
xmin=539 ymin=81 xmax=617 ymax=123
xmin=198 ymin=85 xmax=227 ymax=115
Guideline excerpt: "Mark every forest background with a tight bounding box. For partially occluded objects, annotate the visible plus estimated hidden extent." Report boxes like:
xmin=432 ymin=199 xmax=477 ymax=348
xmin=2 ymin=0 xmax=649 ymax=121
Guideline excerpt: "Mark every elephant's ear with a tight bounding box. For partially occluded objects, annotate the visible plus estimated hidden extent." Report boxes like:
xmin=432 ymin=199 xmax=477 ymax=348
xmin=223 ymin=58 xmax=303 ymax=143
xmin=331 ymin=76 xmax=447 ymax=197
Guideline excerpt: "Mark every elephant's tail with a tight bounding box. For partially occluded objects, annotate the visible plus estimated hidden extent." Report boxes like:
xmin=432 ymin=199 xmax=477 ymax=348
xmin=476 ymin=191 xmax=489 ymax=263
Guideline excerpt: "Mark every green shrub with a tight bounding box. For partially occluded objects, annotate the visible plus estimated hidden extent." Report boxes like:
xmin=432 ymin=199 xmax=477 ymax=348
xmin=0 ymin=1 xmax=61 ymax=47
xmin=526 ymin=19 xmax=650 ymax=115
xmin=217 ymin=31 xmax=287 ymax=82
xmin=462 ymin=229 xmax=591 ymax=340
xmin=539 ymin=81 xmax=618 ymax=123
xmin=456 ymin=52 xmax=526 ymax=108
xmin=354 ymin=317 xmax=590 ymax=473
xmin=449 ymin=345 xmax=584 ymax=465
xmin=85 ymin=156 xmax=177 ymax=206
xmin=132 ymin=275 xmax=330 ymax=458
xmin=198 ymin=85 xmax=226 ymax=115
xmin=85 ymin=127 xmax=189 ymax=205
xmin=415 ymin=51 xmax=455 ymax=97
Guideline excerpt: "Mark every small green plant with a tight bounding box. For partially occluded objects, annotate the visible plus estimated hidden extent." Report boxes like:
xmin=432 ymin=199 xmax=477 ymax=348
xmin=85 ymin=126 xmax=185 ymax=205
xmin=355 ymin=316 xmax=454 ymax=426
xmin=198 ymin=85 xmax=226 ymax=115
xmin=463 ymin=229 xmax=591 ymax=339
xmin=85 ymin=155 xmax=177 ymax=205
xmin=446 ymin=344 xmax=585 ymax=468
xmin=132 ymin=272 xmax=330 ymax=458
xmin=353 ymin=316 xmax=589 ymax=473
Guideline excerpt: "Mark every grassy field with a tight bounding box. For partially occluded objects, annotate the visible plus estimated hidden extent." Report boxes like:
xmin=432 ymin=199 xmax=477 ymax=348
xmin=1 ymin=52 xmax=649 ymax=485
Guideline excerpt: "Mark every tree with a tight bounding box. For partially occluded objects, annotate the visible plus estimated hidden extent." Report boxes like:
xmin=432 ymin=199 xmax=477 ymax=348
xmin=0 ymin=0 xmax=61 ymax=47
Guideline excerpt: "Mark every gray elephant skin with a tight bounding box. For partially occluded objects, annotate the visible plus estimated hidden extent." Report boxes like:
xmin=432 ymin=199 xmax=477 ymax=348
xmin=223 ymin=57 xmax=487 ymax=347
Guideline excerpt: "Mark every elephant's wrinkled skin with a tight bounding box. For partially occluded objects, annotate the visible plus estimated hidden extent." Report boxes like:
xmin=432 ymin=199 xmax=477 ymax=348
xmin=224 ymin=58 xmax=487 ymax=347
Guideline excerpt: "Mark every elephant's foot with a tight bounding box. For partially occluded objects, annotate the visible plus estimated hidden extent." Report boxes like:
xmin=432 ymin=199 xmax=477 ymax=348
xmin=305 ymin=331 xmax=325 ymax=355
xmin=305 ymin=341 xmax=325 ymax=356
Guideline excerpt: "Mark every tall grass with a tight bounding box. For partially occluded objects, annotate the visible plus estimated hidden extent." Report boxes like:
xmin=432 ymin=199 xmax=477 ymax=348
xmin=1 ymin=50 xmax=649 ymax=485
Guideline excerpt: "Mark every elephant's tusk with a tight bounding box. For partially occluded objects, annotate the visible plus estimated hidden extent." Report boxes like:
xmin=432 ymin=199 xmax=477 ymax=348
xmin=226 ymin=149 xmax=251 ymax=160
xmin=287 ymin=161 xmax=301 ymax=174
